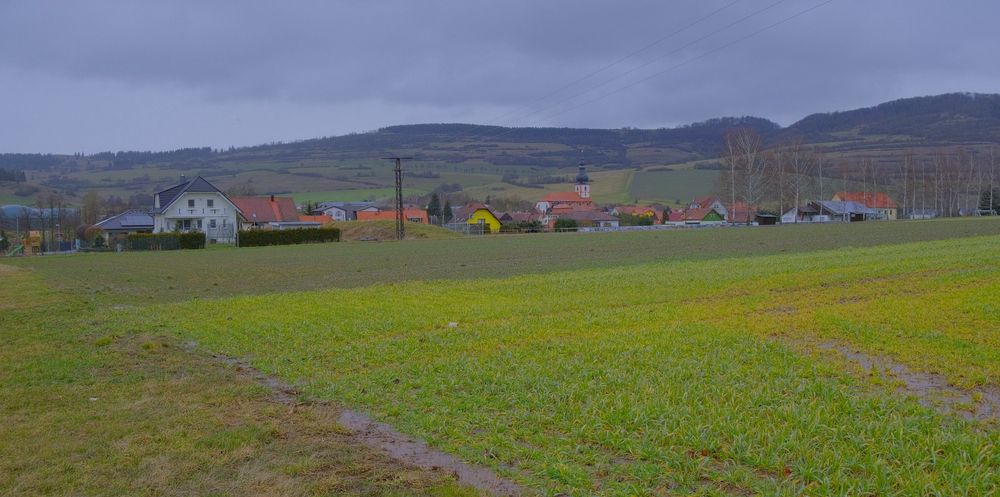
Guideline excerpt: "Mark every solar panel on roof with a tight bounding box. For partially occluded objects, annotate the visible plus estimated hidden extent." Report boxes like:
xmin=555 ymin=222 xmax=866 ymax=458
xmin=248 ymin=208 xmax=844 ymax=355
xmin=121 ymin=215 xmax=153 ymax=227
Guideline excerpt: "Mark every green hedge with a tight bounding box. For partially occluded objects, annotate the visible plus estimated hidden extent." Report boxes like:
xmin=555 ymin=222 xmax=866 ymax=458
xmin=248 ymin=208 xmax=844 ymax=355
xmin=238 ymin=227 xmax=341 ymax=247
xmin=126 ymin=232 xmax=206 ymax=251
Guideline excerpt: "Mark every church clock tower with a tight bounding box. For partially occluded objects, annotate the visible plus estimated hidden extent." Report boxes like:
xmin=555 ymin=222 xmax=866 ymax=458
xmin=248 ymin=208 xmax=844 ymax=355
xmin=574 ymin=162 xmax=590 ymax=199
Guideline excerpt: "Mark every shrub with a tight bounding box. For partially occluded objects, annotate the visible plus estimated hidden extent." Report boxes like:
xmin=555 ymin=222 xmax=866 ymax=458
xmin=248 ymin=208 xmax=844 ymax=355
xmin=500 ymin=220 xmax=543 ymax=233
xmin=238 ymin=227 xmax=341 ymax=247
xmin=553 ymin=218 xmax=578 ymax=232
xmin=126 ymin=232 xmax=206 ymax=251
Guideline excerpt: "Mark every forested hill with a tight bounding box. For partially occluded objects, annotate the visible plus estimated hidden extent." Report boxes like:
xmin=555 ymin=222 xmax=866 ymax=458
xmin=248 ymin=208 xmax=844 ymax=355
xmin=785 ymin=93 xmax=1000 ymax=142
xmin=3 ymin=93 xmax=1000 ymax=175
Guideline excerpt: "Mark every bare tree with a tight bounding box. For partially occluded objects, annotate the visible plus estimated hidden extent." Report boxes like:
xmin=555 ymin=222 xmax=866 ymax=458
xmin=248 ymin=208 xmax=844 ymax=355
xmin=769 ymin=147 xmax=786 ymax=217
xmin=722 ymin=128 xmax=767 ymax=225
xmin=816 ymin=150 xmax=826 ymax=202
xmin=783 ymin=138 xmax=816 ymax=223
xmin=991 ymin=147 xmax=997 ymax=214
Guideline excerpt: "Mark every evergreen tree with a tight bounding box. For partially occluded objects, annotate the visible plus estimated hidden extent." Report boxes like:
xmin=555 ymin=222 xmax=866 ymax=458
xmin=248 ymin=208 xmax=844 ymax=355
xmin=426 ymin=193 xmax=441 ymax=220
xmin=442 ymin=199 xmax=454 ymax=224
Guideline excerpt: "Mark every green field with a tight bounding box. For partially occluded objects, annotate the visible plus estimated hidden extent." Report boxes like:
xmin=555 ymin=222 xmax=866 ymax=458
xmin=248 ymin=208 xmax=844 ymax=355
xmin=11 ymin=218 xmax=1000 ymax=305
xmin=3 ymin=218 xmax=1000 ymax=496
xmin=292 ymin=188 xmax=427 ymax=204
xmin=629 ymin=168 xmax=719 ymax=205
xmin=0 ymin=266 xmax=478 ymax=497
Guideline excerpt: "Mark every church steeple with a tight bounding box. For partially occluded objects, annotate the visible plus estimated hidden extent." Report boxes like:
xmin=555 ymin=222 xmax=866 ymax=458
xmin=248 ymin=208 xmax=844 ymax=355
xmin=574 ymin=162 xmax=591 ymax=199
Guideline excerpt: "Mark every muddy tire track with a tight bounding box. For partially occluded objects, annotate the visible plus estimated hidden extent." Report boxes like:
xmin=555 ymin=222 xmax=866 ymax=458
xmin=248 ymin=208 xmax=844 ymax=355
xmin=202 ymin=348 xmax=522 ymax=496
xmin=819 ymin=342 xmax=1000 ymax=422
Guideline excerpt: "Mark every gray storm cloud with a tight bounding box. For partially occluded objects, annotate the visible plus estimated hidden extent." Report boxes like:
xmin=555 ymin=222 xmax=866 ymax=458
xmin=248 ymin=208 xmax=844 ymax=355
xmin=1 ymin=0 xmax=998 ymax=152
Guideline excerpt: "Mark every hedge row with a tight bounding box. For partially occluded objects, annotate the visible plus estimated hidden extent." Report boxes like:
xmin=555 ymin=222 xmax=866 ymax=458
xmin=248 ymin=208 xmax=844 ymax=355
xmin=126 ymin=232 xmax=206 ymax=251
xmin=238 ymin=227 xmax=341 ymax=247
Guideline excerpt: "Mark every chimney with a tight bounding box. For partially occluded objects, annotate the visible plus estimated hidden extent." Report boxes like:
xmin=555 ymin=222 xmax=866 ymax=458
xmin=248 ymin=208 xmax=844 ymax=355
xmin=180 ymin=174 xmax=187 ymax=183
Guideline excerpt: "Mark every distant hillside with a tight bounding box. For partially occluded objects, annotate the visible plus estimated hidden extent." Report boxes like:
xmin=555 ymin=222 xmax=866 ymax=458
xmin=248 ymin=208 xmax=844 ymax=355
xmin=2 ymin=92 xmax=998 ymax=208
xmin=786 ymin=93 xmax=1000 ymax=142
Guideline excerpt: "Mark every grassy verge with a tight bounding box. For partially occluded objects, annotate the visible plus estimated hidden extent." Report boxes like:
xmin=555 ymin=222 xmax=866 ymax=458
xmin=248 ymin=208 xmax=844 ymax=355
xmin=0 ymin=266 xmax=479 ymax=497
xmin=334 ymin=220 xmax=463 ymax=241
xmin=147 ymin=236 xmax=1000 ymax=496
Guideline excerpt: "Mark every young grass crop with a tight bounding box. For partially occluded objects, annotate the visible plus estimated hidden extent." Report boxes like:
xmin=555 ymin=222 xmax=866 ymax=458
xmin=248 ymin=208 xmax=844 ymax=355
xmin=0 ymin=267 xmax=480 ymax=497
xmin=143 ymin=235 xmax=1000 ymax=496
xmin=8 ymin=217 xmax=1000 ymax=306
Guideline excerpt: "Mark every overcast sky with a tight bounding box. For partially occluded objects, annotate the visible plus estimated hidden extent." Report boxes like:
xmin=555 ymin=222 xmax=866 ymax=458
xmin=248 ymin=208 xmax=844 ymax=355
xmin=2 ymin=0 xmax=998 ymax=153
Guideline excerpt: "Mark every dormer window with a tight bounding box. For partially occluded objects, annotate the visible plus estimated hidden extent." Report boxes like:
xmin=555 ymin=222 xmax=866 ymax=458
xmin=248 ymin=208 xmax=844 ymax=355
xmin=188 ymin=199 xmax=195 ymax=207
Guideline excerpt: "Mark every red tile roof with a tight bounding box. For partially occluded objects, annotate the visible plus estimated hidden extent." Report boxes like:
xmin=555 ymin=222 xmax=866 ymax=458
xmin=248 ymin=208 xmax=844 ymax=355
xmin=507 ymin=211 xmax=539 ymax=222
xmin=298 ymin=215 xmax=334 ymax=225
xmin=231 ymin=196 xmax=299 ymax=223
xmin=834 ymin=192 xmax=898 ymax=209
xmin=691 ymin=196 xmax=720 ymax=207
xmin=550 ymin=203 xmax=599 ymax=215
xmin=684 ymin=207 xmax=716 ymax=221
xmin=452 ymin=203 xmax=500 ymax=223
xmin=726 ymin=202 xmax=756 ymax=223
xmin=357 ymin=208 xmax=429 ymax=223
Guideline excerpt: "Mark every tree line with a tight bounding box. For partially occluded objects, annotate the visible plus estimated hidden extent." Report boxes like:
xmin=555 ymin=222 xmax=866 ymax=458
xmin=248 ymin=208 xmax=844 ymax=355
xmin=718 ymin=128 xmax=1000 ymax=223
xmin=0 ymin=168 xmax=27 ymax=182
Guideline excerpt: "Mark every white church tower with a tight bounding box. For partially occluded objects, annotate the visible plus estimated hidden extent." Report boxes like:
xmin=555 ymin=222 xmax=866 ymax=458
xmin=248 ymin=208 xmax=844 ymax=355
xmin=574 ymin=162 xmax=590 ymax=199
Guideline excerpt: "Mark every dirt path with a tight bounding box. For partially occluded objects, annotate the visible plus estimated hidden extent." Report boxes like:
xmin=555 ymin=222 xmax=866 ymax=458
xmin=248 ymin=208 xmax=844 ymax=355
xmin=207 ymin=350 xmax=522 ymax=496
xmin=819 ymin=342 xmax=1000 ymax=422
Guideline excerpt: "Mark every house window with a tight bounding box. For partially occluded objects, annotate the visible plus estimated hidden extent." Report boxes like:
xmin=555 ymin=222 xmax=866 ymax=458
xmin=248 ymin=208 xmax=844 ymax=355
xmin=197 ymin=220 xmax=203 ymax=230
xmin=188 ymin=199 xmax=195 ymax=207
xmin=207 ymin=199 xmax=214 ymax=208
xmin=209 ymin=219 xmax=217 ymax=228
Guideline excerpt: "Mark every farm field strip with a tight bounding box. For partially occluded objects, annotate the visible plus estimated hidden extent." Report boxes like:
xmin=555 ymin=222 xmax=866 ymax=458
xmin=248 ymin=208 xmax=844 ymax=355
xmin=11 ymin=217 xmax=1000 ymax=306
xmin=134 ymin=235 xmax=1000 ymax=496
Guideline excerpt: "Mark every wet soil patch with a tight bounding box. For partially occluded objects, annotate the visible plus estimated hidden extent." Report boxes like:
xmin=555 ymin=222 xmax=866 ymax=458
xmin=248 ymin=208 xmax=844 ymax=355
xmin=819 ymin=342 xmax=1000 ymax=422
xmin=203 ymin=347 xmax=522 ymax=496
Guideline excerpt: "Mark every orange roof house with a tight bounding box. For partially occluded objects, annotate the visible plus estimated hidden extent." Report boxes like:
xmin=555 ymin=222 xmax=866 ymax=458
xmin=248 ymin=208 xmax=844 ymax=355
xmin=231 ymin=195 xmax=300 ymax=228
xmin=832 ymin=192 xmax=897 ymax=209
xmin=298 ymin=214 xmax=334 ymax=225
xmin=832 ymin=191 xmax=898 ymax=220
xmin=536 ymin=191 xmax=593 ymax=213
xmin=357 ymin=208 xmax=429 ymax=224
xmin=726 ymin=202 xmax=757 ymax=224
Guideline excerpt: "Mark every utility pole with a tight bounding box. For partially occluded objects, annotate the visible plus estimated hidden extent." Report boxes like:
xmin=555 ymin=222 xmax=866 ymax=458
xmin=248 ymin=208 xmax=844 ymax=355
xmin=382 ymin=157 xmax=412 ymax=240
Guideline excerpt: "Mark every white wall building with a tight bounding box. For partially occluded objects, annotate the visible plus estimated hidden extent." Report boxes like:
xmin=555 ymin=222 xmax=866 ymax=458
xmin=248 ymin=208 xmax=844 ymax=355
xmin=151 ymin=176 xmax=244 ymax=244
xmin=315 ymin=201 xmax=378 ymax=221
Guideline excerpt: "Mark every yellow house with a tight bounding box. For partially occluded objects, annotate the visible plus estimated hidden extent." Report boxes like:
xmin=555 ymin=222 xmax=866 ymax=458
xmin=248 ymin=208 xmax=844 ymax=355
xmin=455 ymin=202 xmax=503 ymax=233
